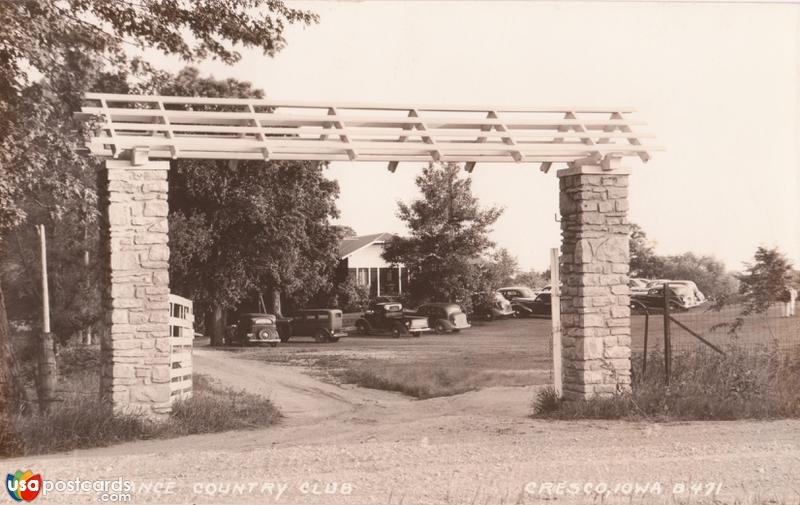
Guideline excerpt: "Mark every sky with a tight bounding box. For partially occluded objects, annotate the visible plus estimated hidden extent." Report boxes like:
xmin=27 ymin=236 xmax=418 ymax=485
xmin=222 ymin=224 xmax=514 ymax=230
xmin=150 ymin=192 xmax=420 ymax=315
xmin=148 ymin=0 xmax=799 ymax=271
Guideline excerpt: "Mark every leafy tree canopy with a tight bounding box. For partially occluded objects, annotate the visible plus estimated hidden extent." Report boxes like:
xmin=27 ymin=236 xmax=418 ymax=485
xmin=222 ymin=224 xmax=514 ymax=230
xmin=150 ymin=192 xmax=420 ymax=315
xmin=475 ymin=247 xmax=519 ymax=291
xmin=156 ymin=68 xmax=341 ymax=339
xmin=0 ymin=0 xmax=318 ymax=234
xmin=382 ymin=162 xmax=502 ymax=304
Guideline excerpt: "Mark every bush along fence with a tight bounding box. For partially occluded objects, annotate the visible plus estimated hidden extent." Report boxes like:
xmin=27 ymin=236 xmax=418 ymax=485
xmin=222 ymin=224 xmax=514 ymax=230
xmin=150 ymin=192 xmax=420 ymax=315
xmin=632 ymin=283 xmax=799 ymax=383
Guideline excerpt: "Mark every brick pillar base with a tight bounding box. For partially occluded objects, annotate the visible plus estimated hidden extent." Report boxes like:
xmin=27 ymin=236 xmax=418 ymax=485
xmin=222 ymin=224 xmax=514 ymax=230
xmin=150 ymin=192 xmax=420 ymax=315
xmin=558 ymin=165 xmax=632 ymax=400
xmin=101 ymin=160 xmax=171 ymax=417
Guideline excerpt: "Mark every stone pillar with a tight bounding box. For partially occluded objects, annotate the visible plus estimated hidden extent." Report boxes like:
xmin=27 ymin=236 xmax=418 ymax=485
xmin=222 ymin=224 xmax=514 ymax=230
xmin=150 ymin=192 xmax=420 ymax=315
xmin=557 ymin=164 xmax=632 ymax=400
xmin=101 ymin=159 xmax=172 ymax=417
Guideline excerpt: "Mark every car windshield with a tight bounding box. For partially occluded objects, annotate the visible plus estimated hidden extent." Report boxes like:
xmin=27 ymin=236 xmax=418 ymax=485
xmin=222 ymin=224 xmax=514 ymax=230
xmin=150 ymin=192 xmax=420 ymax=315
xmin=513 ymin=288 xmax=536 ymax=298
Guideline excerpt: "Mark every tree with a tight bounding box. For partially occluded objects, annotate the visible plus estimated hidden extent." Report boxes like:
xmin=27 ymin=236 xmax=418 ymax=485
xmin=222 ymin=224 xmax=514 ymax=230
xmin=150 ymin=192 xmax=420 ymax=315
xmin=658 ymin=252 xmax=738 ymax=301
xmin=0 ymin=0 xmax=318 ymax=452
xmin=382 ymin=163 xmax=503 ymax=304
xmin=333 ymin=225 xmax=358 ymax=238
xmin=737 ymin=247 xmax=792 ymax=314
xmin=712 ymin=247 xmax=793 ymax=335
xmin=629 ymin=223 xmax=662 ymax=278
xmin=514 ymin=269 xmax=550 ymax=290
xmin=475 ymin=248 xmax=519 ymax=291
xmin=161 ymin=69 xmax=341 ymax=345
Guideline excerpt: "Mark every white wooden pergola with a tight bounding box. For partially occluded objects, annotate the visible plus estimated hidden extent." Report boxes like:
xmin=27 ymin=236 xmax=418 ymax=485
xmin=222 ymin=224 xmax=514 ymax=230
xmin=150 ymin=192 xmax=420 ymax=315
xmin=77 ymin=93 xmax=662 ymax=413
xmin=79 ymin=93 xmax=660 ymax=172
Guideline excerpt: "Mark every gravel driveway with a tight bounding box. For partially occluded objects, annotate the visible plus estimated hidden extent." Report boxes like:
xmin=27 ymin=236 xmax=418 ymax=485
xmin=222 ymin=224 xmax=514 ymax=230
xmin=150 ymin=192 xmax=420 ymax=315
xmin=7 ymin=349 xmax=800 ymax=505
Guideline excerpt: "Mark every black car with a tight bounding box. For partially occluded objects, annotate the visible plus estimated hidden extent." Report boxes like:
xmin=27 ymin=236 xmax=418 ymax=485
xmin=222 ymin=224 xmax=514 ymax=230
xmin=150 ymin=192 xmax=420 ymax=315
xmin=355 ymin=302 xmax=431 ymax=338
xmin=281 ymin=309 xmax=347 ymax=343
xmin=631 ymin=286 xmax=692 ymax=313
xmin=511 ymin=292 xmax=552 ymax=318
xmin=225 ymin=313 xmax=281 ymax=347
xmin=414 ymin=303 xmax=471 ymax=333
xmin=469 ymin=291 xmax=515 ymax=321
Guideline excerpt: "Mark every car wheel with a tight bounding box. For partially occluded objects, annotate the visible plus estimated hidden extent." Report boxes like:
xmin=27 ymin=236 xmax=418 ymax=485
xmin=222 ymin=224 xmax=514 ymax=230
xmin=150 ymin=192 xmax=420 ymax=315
xmin=434 ymin=321 xmax=448 ymax=334
xmin=391 ymin=325 xmax=402 ymax=338
xmin=314 ymin=329 xmax=327 ymax=343
xmin=356 ymin=321 xmax=369 ymax=336
xmin=483 ymin=312 xmax=494 ymax=322
xmin=329 ymin=337 xmax=340 ymax=343
xmin=269 ymin=343 xmax=277 ymax=348
xmin=411 ymin=331 xmax=421 ymax=338
xmin=452 ymin=329 xmax=461 ymax=334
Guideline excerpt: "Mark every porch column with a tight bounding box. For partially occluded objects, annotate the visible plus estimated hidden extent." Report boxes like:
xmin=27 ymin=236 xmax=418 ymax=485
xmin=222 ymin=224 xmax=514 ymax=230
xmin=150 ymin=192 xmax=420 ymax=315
xmin=557 ymin=164 xmax=632 ymax=400
xmin=101 ymin=159 xmax=172 ymax=417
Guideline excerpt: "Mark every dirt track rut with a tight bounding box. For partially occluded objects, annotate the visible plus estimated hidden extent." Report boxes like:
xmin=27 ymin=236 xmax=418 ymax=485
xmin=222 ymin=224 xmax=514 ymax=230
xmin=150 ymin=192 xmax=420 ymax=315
xmin=6 ymin=349 xmax=800 ymax=505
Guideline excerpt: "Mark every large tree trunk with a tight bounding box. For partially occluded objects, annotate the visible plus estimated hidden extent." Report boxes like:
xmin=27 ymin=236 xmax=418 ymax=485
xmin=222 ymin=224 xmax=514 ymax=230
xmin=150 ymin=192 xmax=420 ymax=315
xmin=0 ymin=284 xmax=22 ymax=456
xmin=271 ymin=288 xmax=282 ymax=316
xmin=206 ymin=303 xmax=225 ymax=346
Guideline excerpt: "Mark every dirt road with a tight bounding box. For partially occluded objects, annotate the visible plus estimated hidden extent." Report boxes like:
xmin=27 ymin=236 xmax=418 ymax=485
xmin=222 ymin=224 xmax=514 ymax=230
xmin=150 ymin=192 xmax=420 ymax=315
xmin=8 ymin=349 xmax=800 ymax=505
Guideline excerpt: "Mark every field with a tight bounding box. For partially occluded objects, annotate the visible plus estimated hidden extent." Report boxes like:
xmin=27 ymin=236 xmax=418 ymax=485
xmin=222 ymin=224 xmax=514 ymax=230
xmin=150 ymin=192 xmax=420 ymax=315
xmin=225 ymin=304 xmax=799 ymax=398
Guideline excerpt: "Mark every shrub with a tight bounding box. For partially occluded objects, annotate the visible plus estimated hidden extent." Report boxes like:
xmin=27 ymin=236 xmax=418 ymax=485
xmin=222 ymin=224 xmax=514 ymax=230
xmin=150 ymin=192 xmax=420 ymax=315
xmin=11 ymin=373 xmax=280 ymax=456
xmin=335 ymin=277 xmax=370 ymax=313
xmin=533 ymin=346 xmax=800 ymax=421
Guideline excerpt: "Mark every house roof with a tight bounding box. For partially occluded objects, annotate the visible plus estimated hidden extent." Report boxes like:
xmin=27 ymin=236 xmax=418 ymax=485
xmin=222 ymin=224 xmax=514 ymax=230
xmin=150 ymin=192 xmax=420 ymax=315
xmin=339 ymin=232 xmax=394 ymax=259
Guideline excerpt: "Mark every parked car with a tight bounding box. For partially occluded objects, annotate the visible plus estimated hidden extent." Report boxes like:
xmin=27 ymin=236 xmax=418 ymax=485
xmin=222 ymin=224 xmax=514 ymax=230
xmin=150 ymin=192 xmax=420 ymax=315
xmin=643 ymin=280 xmax=705 ymax=307
xmin=667 ymin=280 xmax=706 ymax=304
xmin=470 ymin=291 xmax=514 ymax=321
xmin=631 ymin=285 xmax=697 ymax=312
xmin=498 ymin=286 xmax=552 ymax=318
xmin=511 ymin=292 xmax=552 ymax=318
xmin=281 ymin=308 xmax=347 ymax=343
xmin=355 ymin=302 xmax=431 ymax=338
xmin=498 ymin=286 xmax=539 ymax=302
xmin=225 ymin=313 xmax=281 ymax=347
xmin=629 ymin=277 xmax=650 ymax=294
xmin=414 ymin=303 xmax=471 ymax=333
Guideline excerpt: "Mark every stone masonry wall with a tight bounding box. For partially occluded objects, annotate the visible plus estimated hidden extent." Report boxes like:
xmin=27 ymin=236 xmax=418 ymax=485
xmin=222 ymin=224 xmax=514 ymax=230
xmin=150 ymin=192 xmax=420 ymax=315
xmin=557 ymin=165 xmax=632 ymax=400
xmin=101 ymin=160 xmax=172 ymax=417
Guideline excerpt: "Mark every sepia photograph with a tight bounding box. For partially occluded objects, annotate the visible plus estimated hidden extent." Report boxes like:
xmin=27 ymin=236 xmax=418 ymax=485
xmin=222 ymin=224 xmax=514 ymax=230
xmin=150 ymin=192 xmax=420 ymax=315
xmin=0 ymin=0 xmax=798 ymax=503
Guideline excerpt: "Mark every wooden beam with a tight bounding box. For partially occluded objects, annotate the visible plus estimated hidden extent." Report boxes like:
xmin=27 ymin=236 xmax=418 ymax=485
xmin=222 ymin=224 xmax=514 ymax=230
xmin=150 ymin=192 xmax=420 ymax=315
xmin=79 ymin=94 xmax=659 ymax=166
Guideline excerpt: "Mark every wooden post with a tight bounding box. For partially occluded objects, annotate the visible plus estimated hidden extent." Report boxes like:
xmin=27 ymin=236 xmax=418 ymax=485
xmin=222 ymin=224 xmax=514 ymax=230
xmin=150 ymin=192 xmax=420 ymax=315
xmin=550 ymin=247 xmax=562 ymax=397
xmin=36 ymin=225 xmax=57 ymax=412
xmin=663 ymin=282 xmax=672 ymax=385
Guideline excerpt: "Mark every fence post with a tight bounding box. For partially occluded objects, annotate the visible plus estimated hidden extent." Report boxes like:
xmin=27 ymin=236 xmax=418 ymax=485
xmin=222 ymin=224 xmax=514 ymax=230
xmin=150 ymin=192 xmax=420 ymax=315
xmin=642 ymin=309 xmax=649 ymax=377
xmin=663 ymin=282 xmax=671 ymax=384
xmin=36 ymin=224 xmax=57 ymax=412
xmin=550 ymin=247 xmax=562 ymax=397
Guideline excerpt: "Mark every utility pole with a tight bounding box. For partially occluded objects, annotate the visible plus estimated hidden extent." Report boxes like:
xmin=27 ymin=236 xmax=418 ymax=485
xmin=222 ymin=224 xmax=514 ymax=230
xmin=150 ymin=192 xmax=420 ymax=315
xmin=550 ymin=247 xmax=563 ymax=397
xmin=36 ymin=225 xmax=57 ymax=412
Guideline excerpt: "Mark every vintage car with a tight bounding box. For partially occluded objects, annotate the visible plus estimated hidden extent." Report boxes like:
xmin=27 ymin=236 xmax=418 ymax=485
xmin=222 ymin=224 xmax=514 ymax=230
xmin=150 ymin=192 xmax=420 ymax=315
xmin=510 ymin=292 xmax=552 ymax=318
xmin=414 ymin=303 xmax=471 ymax=334
xmin=498 ymin=286 xmax=540 ymax=302
xmin=225 ymin=313 xmax=281 ymax=347
xmin=629 ymin=277 xmax=650 ymax=295
xmin=649 ymin=280 xmax=706 ymax=306
xmin=497 ymin=286 xmax=552 ymax=317
xmin=355 ymin=302 xmax=431 ymax=338
xmin=281 ymin=308 xmax=347 ymax=343
xmin=631 ymin=284 xmax=696 ymax=312
xmin=469 ymin=291 xmax=514 ymax=321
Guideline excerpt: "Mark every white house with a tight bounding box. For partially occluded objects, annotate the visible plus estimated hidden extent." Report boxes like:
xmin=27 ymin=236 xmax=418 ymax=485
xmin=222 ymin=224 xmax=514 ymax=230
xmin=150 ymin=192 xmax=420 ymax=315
xmin=338 ymin=233 xmax=407 ymax=297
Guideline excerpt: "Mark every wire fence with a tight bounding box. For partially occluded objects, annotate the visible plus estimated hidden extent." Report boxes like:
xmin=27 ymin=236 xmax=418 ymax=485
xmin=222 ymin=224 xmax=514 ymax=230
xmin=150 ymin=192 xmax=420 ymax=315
xmin=631 ymin=302 xmax=800 ymax=357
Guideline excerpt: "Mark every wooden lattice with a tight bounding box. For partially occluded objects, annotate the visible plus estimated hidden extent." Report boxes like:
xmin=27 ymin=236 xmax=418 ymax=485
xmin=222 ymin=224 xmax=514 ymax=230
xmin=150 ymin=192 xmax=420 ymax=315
xmin=78 ymin=93 xmax=661 ymax=171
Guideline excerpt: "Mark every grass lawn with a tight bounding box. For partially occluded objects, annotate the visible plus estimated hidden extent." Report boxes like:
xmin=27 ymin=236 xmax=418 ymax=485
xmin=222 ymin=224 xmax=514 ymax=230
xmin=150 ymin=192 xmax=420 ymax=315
xmin=5 ymin=346 xmax=280 ymax=456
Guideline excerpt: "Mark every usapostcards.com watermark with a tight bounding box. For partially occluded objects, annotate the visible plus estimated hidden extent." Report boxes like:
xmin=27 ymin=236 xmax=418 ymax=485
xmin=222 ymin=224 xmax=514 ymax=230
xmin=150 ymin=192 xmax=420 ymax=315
xmin=524 ymin=481 xmax=723 ymax=498
xmin=6 ymin=471 xmax=134 ymax=503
